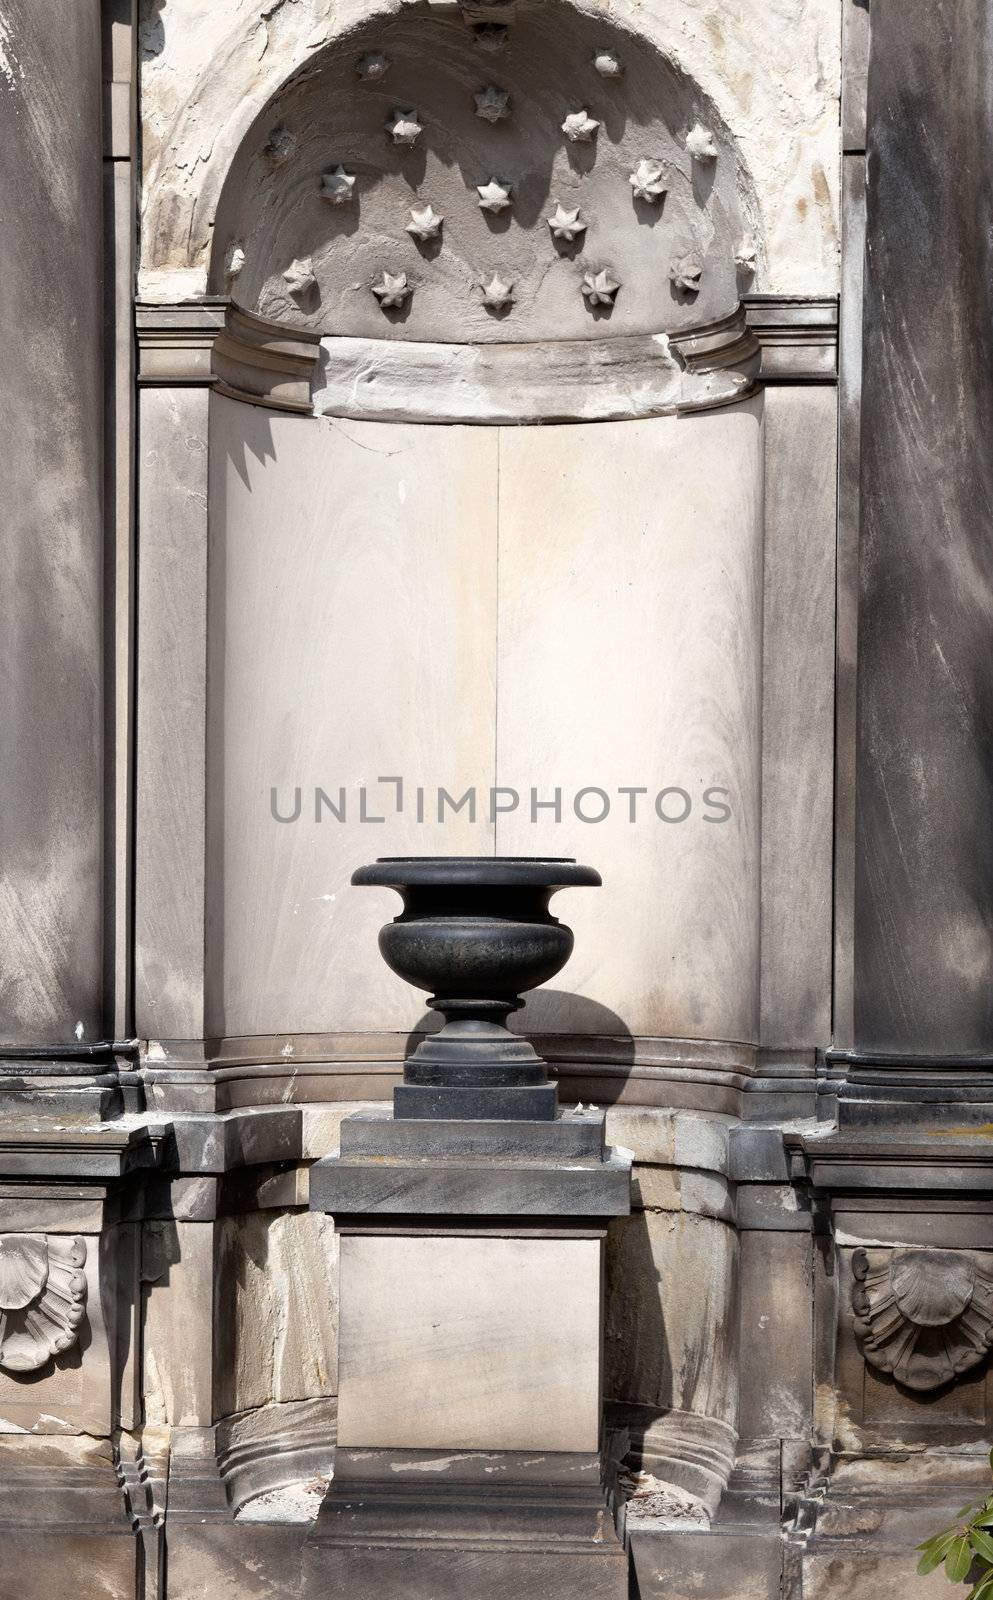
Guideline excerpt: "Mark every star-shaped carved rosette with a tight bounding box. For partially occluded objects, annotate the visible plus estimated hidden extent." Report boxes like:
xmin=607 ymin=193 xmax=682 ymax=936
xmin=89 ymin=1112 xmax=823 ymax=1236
xmin=356 ymin=51 xmax=389 ymax=81
xmin=686 ymin=122 xmax=718 ymax=161
xmin=477 ymin=178 xmax=513 ymax=213
xmin=734 ymin=237 xmax=757 ymax=273
xmin=582 ymin=268 xmax=620 ymax=306
xmin=406 ymin=204 xmax=444 ymax=242
xmin=321 ymin=165 xmax=356 ymax=206
xmin=387 ymin=108 xmax=424 ymax=147
xmin=670 ymin=252 xmax=703 ymax=292
xmin=593 ymin=50 xmax=624 ymax=78
xmin=282 ymin=257 xmax=317 ymax=299
xmin=629 ymin=158 xmax=669 ymax=204
xmin=474 ymin=23 xmax=508 ymax=52
xmin=225 ymin=242 xmax=246 ymax=279
xmin=263 ymin=125 xmax=295 ymax=164
xmin=372 ymin=271 xmax=411 ymax=309
xmin=547 ymin=202 xmax=587 ymax=243
xmin=474 ymin=84 xmax=511 ymax=123
xmin=480 ymin=273 xmax=515 ymax=311
xmin=562 ymin=109 xmax=600 ymax=143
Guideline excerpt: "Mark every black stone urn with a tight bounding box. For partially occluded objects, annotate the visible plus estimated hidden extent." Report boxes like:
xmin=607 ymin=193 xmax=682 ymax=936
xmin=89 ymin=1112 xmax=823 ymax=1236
xmin=351 ymin=857 xmax=601 ymax=1120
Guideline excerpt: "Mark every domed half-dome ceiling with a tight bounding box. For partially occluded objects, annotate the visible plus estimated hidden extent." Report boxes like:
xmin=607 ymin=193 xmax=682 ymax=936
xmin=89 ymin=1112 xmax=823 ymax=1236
xmin=210 ymin=2 xmax=759 ymax=344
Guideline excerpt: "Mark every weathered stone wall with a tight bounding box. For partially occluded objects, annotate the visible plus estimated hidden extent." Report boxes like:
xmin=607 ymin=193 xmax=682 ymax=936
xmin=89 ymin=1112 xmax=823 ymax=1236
xmin=12 ymin=2 xmax=993 ymax=1599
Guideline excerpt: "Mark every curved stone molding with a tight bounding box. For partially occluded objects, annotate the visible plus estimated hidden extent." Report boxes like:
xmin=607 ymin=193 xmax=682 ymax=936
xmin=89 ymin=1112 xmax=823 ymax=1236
xmin=606 ymin=1403 xmax=737 ymax=1519
xmin=138 ymin=297 xmax=832 ymax=406
xmin=217 ymin=1396 xmax=337 ymax=1515
xmin=146 ymin=1031 xmax=815 ymax=1119
xmin=852 ymin=1247 xmax=993 ymax=1391
xmin=313 ymin=308 xmax=758 ymax=424
xmin=211 ymin=305 xmax=323 ymax=413
xmin=0 ymin=1234 xmax=87 ymax=1373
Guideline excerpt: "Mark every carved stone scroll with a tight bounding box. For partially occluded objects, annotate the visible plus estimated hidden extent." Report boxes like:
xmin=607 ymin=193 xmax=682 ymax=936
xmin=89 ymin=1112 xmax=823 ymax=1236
xmin=852 ymin=1247 xmax=993 ymax=1391
xmin=0 ymin=1235 xmax=88 ymax=1373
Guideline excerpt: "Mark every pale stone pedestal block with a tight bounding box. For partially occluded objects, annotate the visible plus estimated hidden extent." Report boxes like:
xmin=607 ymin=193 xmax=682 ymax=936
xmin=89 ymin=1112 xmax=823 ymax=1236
xmin=338 ymin=1233 xmax=602 ymax=1453
xmin=307 ymin=1109 xmax=631 ymax=1597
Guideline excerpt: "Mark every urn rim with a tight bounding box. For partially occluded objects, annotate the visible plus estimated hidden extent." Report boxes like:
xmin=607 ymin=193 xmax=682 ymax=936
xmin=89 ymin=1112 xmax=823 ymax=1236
xmin=351 ymin=855 xmax=602 ymax=890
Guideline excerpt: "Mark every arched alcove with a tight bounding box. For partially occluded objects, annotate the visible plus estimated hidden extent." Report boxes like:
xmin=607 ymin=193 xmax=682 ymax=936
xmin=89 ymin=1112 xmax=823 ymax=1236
xmin=136 ymin=0 xmax=836 ymax=1117
xmin=208 ymin=3 xmax=760 ymax=342
xmin=188 ymin=0 xmax=766 ymax=1090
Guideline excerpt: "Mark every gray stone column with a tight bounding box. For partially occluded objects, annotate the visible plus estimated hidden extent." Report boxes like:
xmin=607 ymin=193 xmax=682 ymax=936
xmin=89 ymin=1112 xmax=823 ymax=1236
xmin=0 ymin=2 xmax=105 ymax=1051
xmin=854 ymin=0 xmax=993 ymax=1058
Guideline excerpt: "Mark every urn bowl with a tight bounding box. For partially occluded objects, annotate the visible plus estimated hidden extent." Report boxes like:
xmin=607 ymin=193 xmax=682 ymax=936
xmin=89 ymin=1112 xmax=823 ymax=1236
xmin=352 ymin=856 xmax=601 ymax=1005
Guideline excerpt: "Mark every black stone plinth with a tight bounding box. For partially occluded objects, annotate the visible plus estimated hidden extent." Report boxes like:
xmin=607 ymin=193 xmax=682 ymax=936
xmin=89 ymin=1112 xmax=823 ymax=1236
xmin=339 ymin=1105 xmax=606 ymax=1159
xmin=312 ymin=1107 xmax=630 ymax=1218
xmin=393 ymin=1082 xmax=558 ymax=1120
xmin=352 ymin=857 xmax=600 ymax=1121
xmin=310 ymin=1150 xmax=631 ymax=1219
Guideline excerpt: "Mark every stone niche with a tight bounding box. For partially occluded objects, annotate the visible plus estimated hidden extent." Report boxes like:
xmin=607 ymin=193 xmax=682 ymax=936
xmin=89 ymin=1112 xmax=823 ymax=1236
xmin=134 ymin=0 xmax=823 ymax=1069
xmin=135 ymin=0 xmax=840 ymax=1146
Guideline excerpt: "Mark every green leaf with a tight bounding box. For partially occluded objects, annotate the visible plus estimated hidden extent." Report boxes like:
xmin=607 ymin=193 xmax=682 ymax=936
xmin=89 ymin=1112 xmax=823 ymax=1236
xmin=918 ymin=1535 xmax=963 ymax=1575
xmin=918 ymin=1532 xmax=958 ymax=1555
xmin=974 ymin=1511 xmax=993 ymax=1529
xmin=970 ymin=1528 xmax=993 ymax=1565
xmin=967 ymin=1577 xmax=993 ymax=1600
xmin=947 ymin=1538 xmax=975 ymax=1584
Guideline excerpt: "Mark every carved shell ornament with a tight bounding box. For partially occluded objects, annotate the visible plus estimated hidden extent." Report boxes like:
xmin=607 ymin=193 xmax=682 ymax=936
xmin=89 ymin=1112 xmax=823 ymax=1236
xmin=852 ymin=1247 xmax=993 ymax=1391
xmin=0 ymin=1235 xmax=87 ymax=1374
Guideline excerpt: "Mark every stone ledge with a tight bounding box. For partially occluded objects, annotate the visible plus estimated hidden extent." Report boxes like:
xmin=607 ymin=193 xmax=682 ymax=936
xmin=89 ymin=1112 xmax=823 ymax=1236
xmin=310 ymin=1149 xmax=632 ymax=1217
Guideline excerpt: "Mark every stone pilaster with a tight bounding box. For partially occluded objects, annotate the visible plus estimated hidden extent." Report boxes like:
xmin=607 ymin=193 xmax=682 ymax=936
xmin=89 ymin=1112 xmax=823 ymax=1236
xmin=0 ymin=1 xmax=105 ymax=1058
xmin=854 ymin=0 xmax=993 ymax=1064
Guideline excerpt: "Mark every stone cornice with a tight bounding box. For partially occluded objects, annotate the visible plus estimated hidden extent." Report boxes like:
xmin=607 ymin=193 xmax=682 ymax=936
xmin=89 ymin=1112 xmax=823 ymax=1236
xmin=136 ymin=302 xmax=322 ymax=412
xmin=135 ymin=302 xmax=227 ymax=385
xmin=785 ymin=1129 xmax=993 ymax=1197
xmin=135 ymin=296 xmax=837 ymax=421
xmin=743 ymin=294 xmax=839 ymax=381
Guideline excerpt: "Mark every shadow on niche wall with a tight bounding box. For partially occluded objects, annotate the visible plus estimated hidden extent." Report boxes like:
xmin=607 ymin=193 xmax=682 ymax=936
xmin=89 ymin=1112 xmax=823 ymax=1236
xmin=139 ymin=0 xmax=167 ymax=60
